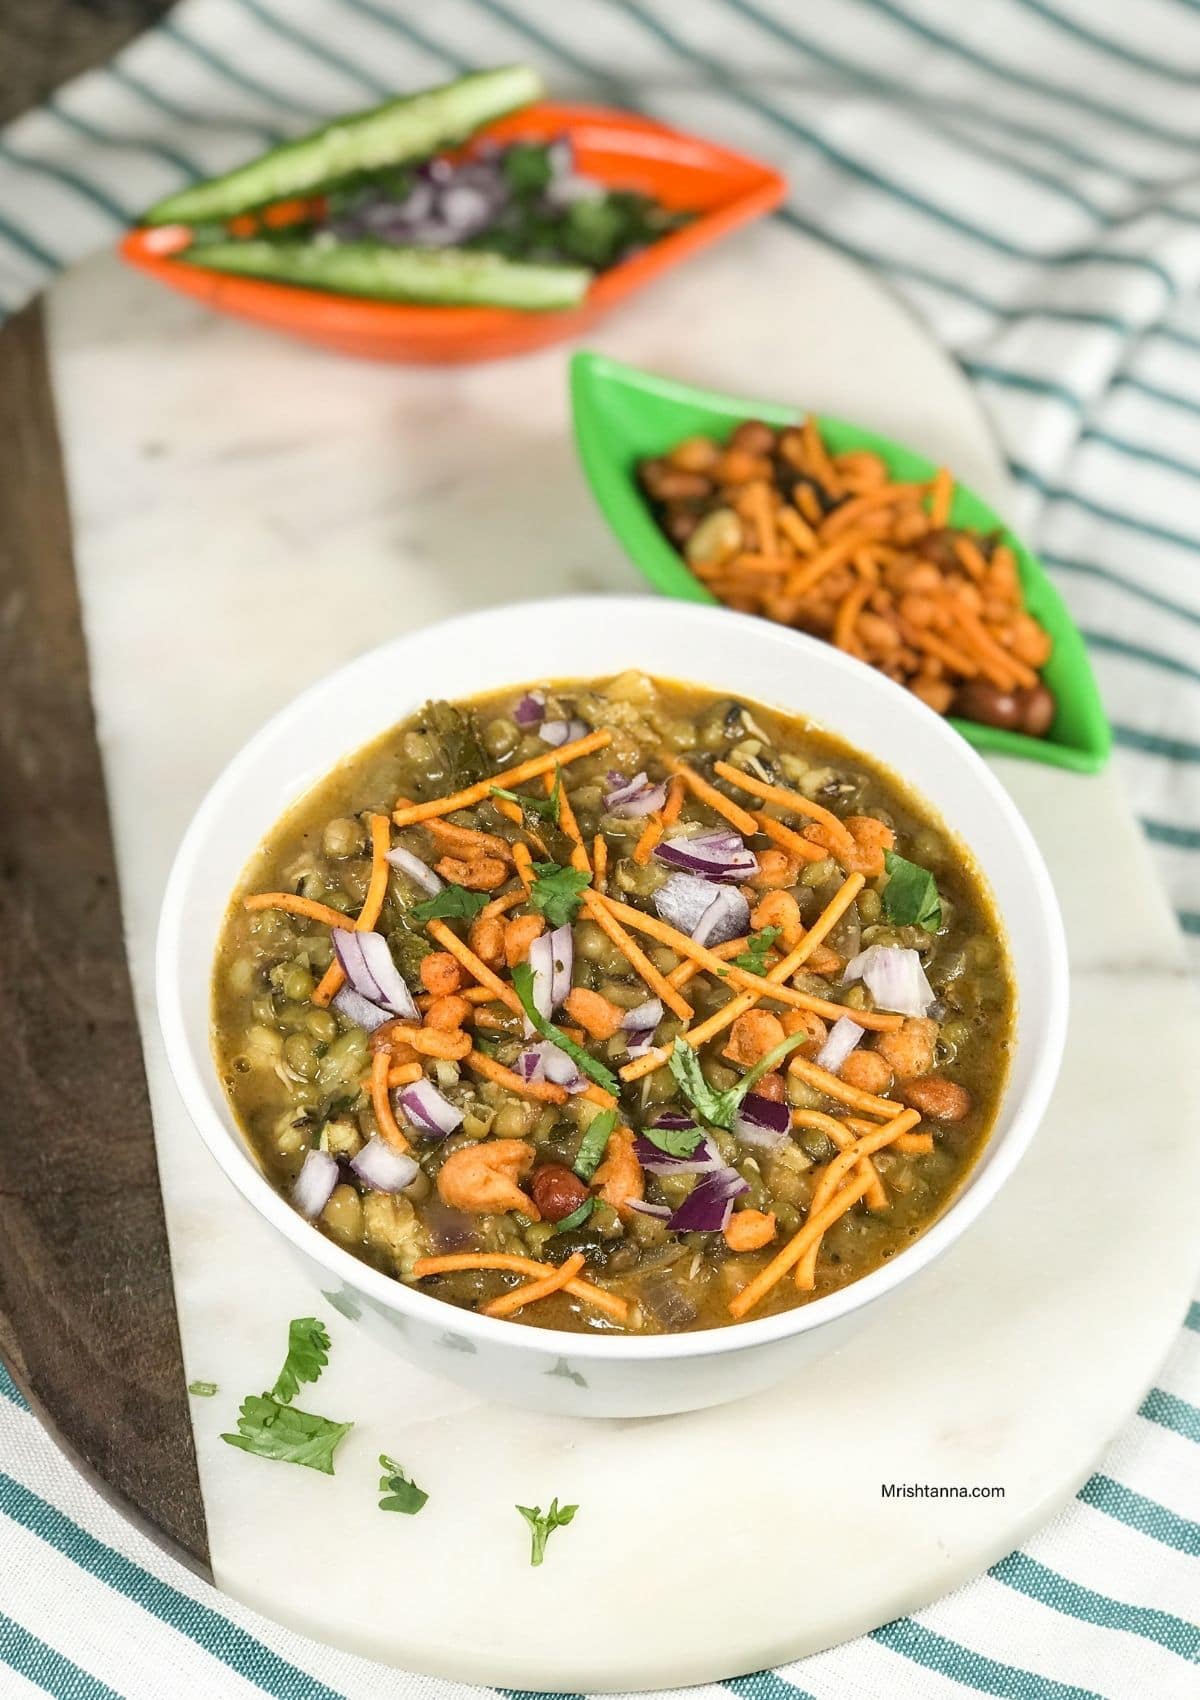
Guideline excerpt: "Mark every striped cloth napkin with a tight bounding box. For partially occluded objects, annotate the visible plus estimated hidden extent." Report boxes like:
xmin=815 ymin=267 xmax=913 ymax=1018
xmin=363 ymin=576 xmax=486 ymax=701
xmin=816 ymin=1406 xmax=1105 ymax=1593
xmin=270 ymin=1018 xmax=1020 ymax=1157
xmin=0 ymin=3 xmax=1197 ymax=1697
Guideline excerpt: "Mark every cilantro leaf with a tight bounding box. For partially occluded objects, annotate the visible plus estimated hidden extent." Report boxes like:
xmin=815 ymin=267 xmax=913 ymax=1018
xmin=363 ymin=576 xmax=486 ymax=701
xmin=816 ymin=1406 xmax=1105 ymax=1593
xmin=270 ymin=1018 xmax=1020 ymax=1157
xmin=271 ymin=1317 xmax=330 ymax=1405
xmin=550 ymin=1198 xmax=595 ymax=1235
xmin=517 ymin=1497 xmax=578 ymax=1566
xmin=378 ymin=1453 xmax=428 ymax=1515
xmin=732 ymin=925 xmax=782 ymax=976
xmin=187 ymin=1380 xmax=217 ymax=1398
xmin=668 ymin=1030 xmax=811 ymax=1129
xmin=529 ymin=861 xmax=591 ymax=928
xmin=510 ymin=961 xmax=619 ymax=1096
xmin=491 ymin=768 xmax=561 ymax=827
xmin=502 ymin=140 xmax=554 ymax=194
xmin=640 ymin=1118 xmax=704 ymax=1157
xmin=882 ymin=851 xmax=942 ymax=931
xmin=573 ymin=1108 xmax=616 ymax=1180
xmin=411 ymin=884 xmax=490 ymax=924
xmin=221 ymin=1395 xmax=351 ymax=1475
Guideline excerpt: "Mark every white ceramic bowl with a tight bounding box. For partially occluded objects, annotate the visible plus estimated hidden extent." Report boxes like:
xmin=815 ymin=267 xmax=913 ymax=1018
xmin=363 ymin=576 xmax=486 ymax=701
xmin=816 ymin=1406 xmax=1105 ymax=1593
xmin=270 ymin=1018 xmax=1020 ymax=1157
xmin=157 ymin=595 xmax=1067 ymax=1418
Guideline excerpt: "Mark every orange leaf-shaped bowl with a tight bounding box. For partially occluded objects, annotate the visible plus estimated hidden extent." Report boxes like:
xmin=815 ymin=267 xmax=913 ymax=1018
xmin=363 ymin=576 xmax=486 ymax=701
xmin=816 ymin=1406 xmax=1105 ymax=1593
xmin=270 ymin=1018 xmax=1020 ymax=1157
xmin=120 ymin=103 xmax=786 ymax=365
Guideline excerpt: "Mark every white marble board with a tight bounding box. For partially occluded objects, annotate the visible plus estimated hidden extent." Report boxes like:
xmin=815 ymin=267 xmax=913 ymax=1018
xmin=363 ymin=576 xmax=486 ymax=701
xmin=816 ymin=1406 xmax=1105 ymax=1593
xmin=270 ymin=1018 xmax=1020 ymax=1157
xmin=45 ymin=220 xmax=1200 ymax=1690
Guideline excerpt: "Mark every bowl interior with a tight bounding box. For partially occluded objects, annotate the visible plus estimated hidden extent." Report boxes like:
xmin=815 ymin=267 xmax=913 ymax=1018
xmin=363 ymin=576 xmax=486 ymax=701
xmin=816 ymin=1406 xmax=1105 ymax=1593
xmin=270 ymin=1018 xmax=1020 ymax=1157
xmin=159 ymin=596 xmax=1067 ymax=1357
xmin=570 ymin=351 xmax=1111 ymax=774
xmin=120 ymin=105 xmax=785 ymax=364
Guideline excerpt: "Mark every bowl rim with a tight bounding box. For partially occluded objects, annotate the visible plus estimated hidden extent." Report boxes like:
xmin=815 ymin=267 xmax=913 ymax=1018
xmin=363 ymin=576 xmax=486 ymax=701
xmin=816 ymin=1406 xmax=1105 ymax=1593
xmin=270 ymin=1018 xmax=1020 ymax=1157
xmin=156 ymin=595 xmax=1069 ymax=1363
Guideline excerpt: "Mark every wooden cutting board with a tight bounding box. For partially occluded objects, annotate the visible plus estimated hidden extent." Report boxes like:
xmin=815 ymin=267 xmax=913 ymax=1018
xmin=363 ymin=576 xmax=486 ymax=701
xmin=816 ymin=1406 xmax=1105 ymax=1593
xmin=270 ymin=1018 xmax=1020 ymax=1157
xmin=0 ymin=301 xmax=208 ymax=1571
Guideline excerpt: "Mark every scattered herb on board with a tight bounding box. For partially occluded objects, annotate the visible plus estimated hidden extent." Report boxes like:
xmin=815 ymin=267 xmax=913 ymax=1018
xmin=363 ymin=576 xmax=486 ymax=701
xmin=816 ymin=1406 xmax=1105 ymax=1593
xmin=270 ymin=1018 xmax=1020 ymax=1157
xmin=187 ymin=1380 xmax=218 ymax=1398
xmin=529 ymin=861 xmax=591 ymax=928
xmin=377 ymin=1454 xmax=429 ymax=1516
xmin=221 ymin=1395 xmax=352 ymax=1475
xmin=511 ymin=961 xmax=619 ymax=1095
xmin=882 ymin=851 xmax=942 ymax=932
xmin=221 ymin=1316 xmax=350 ymax=1474
xmin=271 ymin=1317 xmax=330 ymax=1404
xmin=669 ymin=1031 xmax=810 ymax=1129
xmin=517 ymin=1497 xmax=578 ymax=1566
xmin=573 ymin=1108 xmax=617 ymax=1180
xmin=731 ymin=925 xmax=781 ymax=976
xmin=411 ymin=884 xmax=490 ymax=924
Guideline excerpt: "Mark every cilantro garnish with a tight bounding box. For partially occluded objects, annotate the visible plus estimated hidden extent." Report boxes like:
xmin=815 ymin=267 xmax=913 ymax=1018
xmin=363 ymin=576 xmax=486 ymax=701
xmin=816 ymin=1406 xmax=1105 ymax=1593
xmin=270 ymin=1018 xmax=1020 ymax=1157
xmin=573 ymin=1108 xmax=616 ymax=1181
xmin=882 ymin=851 xmax=942 ymax=932
xmin=187 ymin=1380 xmax=217 ymax=1398
xmin=640 ymin=1119 xmax=704 ymax=1157
xmin=732 ymin=925 xmax=782 ymax=976
xmin=529 ymin=861 xmax=591 ymax=928
xmin=491 ymin=768 xmax=562 ymax=826
xmin=221 ymin=1316 xmax=350 ymax=1474
xmin=411 ymin=884 xmax=490 ymax=924
xmin=378 ymin=1454 xmax=428 ymax=1515
xmin=270 ymin=1317 xmax=330 ymax=1405
xmin=510 ymin=961 xmax=619 ymax=1096
xmin=221 ymin=1394 xmax=352 ymax=1475
xmin=517 ymin=1497 xmax=578 ymax=1566
xmin=668 ymin=1030 xmax=811 ymax=1129
xmin=550 ymin=1198 xmax=595 ymax=1235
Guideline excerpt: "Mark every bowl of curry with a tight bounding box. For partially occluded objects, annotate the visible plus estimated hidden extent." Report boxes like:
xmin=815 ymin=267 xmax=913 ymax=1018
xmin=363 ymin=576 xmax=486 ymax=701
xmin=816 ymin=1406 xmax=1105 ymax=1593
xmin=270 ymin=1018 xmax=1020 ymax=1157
xmin=158 ymin=597 xmax=1067 ymax=1416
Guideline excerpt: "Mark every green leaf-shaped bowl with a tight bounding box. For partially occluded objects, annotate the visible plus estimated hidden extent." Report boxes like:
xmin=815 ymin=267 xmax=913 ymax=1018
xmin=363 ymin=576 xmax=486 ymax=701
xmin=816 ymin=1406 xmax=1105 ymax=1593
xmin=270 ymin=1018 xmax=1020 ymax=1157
xmin=570 ymin=351 xmax=1110 ymax=773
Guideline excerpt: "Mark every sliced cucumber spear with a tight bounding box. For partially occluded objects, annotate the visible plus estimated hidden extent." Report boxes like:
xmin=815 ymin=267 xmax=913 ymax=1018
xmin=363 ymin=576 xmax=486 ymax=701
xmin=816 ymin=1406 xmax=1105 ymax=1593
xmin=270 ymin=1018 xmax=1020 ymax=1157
xmin=143 ymin=65 xmax=544 ymax=227
xmin=181 ymin=239 xmax=591 ymax=312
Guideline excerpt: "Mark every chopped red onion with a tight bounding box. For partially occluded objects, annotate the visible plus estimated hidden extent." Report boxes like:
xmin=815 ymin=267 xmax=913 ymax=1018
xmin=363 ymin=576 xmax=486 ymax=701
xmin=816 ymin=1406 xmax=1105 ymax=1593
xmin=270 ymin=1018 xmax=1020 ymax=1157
xmin=386 ymin=844 xmax=442 ymax=897
xmin=652 ymin=873 xmax=749 ymax=947
xmin=604 ymin=772 xmax=669 ymax=817
xmin=654 ymin=872 xmax=721 ymax=937
xmin=547 ymin=923 xmax=573 ymax=1008
xmin=843 ymin=945 xmax=935 ymax=1017
xmin=513 ymin=690 xmax=546 ymax=728
xmin=655 ymin=831 xmax=759 ymax=882
xmin=540 ymin=717 xmax=589 ymax=747
xmin=733 ymin=1092 xmax=791 ymax=1150
xmin=292 ymin=1148 xmax=338 ymax=1219
xmin=350 ymin=1136 xmax=419 ymax=1193
xmin=814 ymin=1015 xmax=867 ymax=1074
xmin=333 ymin=929 xmax=419 ymax=1021
xmin=692 ymin=886 xmax=750 ymax=949
xmin=625 ymin=1199 xmax=671 ymax=1220
xmin=526 ymin=924 xmax=573 ymax=1031
xmin=516 ymin=1041 xmax=586 ymax=1093
xmin=358 ymin=932 xmax=420 ymax=1020
xmin=621 ymin=998 xmax=663 ymax=1032
xmin=398 ymin=1078 xmax=463 ymax=1137
xmin=667 ymin=1167 xmax=749 ymax=1233
xmin=331 ymin=985 xmax=391 ymax=1033
xmin=633 ymin=1131 xmax=726 ymax=1175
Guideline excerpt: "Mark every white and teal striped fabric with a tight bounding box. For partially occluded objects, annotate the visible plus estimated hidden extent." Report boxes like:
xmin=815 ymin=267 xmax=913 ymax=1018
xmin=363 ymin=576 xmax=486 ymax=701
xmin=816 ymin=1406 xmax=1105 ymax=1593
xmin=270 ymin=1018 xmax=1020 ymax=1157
xmin=0 ymin=2 xmax=1197 ymax=1696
